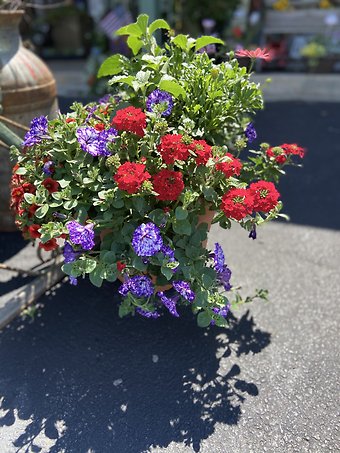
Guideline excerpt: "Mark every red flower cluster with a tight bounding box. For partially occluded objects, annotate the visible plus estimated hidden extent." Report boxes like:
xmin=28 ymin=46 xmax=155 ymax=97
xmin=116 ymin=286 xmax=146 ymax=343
xmin=216 ymin=153 xmax=242 ymax=178
xmin=112 ymin=106 xmax=146 ymax=137
xmin=267 ymin=143 xmax=305 ymax=164
xmin=221 ymin=188 xmax=254 ymax=221
xmin=158 ymin=134 xmax=190 ymax=164
xmin=114 ymin=162 xmax=151 ymax=194
xmin=152 ymin=169 xmax=184 ymax=201
xmin=249 ymin=181 xmax=280 ymax=213
xmin=116 ymin=261 xmax=126 ymax=272
xmin=42 ymin=178 xmax=59 ymax=194
xmin=189 ymin=140 xmax=212 ymax=166
xmin=281 ymin=143 xmax=305 ymax=158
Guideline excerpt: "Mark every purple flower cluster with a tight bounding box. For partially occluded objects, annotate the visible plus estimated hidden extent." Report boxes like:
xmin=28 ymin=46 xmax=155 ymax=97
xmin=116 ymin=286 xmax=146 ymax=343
xmin=248 ymin=224 xmax=257 ymax=240
xmin=157 ymin=291 xmax=179 ymax=317
xmin=146 ymin=89 xmax=173 ymax=117
xmin=217 ymin=266 xmax=232 ymax=291
xmin=245 ymin=122 xmax=257 ymax=143
xmin=173 ymin=280 xmax=195 ymax=302
xmin=213 ymin=243 xmax=225 ymax=273
xmin=136 ymin=307 xmax=160 ymax=318
xmin=132 ymin=222 xmax=163 ymax=257
xmin=22 ymin=116 xmax=49 ymax=148
xmin=69 ymin=276 xmax=78 ymax=286
xmin=42 ymin=160 xmax=54 ymax=175
xmin=63 ymin=242 xmax=80 ymax=263
xmin=118 ymin=275 xmax=154 ymax=298
xmin=212 ymin=304 xmax=230 ymax=318
xmin=76 ymin=126 xmax=117 ymax=157
xmin=66 ymin=221 xmax=95 ymax=250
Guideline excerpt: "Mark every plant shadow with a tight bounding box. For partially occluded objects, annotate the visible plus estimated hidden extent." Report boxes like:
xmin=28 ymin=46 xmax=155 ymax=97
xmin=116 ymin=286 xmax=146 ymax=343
xmin=0 ymin=279 xmax=270 ymax=453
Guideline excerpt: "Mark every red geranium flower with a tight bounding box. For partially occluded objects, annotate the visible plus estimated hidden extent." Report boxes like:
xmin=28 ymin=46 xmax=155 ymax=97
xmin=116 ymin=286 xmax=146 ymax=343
xmin=158 ymin=134 xmax=190 ymax=165
xmin=152 ymin=169 xmax=184 ymax=201
xmin=66 ymin=117 xmax=76 ymax=123
xmin=235 ymin=48 xmax=273 ymax=61
xmin=221 ymin=188 xmax=254 ymax=221
xmin=112 ymin=106 xmax=146 ymax=137
xmin=249 ymin=180 xmax=280 ymax=213
xmin=281 ymin=143 xmax=305 ymax=158
xmin=28 ymin=224 xmax=42 ymax=239
xmin=117 ymin=261 xmax=126 ymax=273
xmin=216 ymin=153 xmax=242 ymax=178
xmin=189 ymin=139 xmax=212 ymax=166
xmin=38 ymin=238 xmax=58 ymax=251
xmin=42 ymin=178 xmax=59 ymax=193
xmin=114 ymin=162 xmax=151 ymax=194
xmin=266 ymin=146 xmax=287 ymax=164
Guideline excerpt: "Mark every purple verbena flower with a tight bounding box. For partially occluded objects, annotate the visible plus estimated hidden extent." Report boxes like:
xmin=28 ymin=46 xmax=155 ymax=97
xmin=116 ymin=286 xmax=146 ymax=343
xmin=213 ymin=243 xmax=225 ymax=273
xmin=22 ymin=116 xmax=49 ymax=147
xmin=173 ymin=280 xmax=195 ymax=302
xmin=63 ymin=242 xmax=80 ymax=263
xmin=42 ymin=160 xmax=54 ymax=175
xmin=136 ymin=307 xmax=160 ymax=318
xmin=66 ymin=221 xmax=95 ymax=250
xmin=245 ymin=122 xmax=257 ymax=143
xmin=217 ymin=265 xmax=232 ymax=291
xmin=146 ymin=89 xmax=173 ymax=117
xmin=132 ymin=222 xmax=163 ymax=257
xmin=69 ymin=276 xmax=78 ymax=285
xmin=157 ymin=291 xmax=180 ymax=317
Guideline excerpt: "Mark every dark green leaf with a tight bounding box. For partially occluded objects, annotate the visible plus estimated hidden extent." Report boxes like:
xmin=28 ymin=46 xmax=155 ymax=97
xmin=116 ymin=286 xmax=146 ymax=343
xmin=175 ymin=206 xmax=188 ymax=220
xmin=197 ymin=311 xmax=211 ymax=327
xmin=89 ymin=266 xmax=103 ymax=287
xmin=173 ymin=218 xmax=192 ymax=236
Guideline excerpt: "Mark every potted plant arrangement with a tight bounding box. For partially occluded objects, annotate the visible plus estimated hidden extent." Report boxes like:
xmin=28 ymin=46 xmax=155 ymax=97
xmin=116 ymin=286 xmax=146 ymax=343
xmin=10 ymin=15 xmax=305 ymax=327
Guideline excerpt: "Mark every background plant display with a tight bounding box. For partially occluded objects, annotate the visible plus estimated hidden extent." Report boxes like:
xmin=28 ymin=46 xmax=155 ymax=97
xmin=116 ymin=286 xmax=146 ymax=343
xmin=10 ymin=15 xmax=304 ymax=327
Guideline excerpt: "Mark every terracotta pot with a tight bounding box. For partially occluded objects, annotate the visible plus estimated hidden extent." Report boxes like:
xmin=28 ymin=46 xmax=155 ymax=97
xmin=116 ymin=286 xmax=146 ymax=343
xmin=0 ymin=10 xmax=58 ymax=231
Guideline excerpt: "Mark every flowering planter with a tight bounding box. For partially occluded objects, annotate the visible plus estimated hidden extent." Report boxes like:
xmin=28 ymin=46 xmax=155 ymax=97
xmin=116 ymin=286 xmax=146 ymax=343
xmin=9 ymin=15 xmax=305 ymax=327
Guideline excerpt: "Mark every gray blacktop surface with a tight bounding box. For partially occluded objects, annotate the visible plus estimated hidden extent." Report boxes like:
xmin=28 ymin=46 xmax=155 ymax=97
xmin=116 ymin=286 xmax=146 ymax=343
xmin=0 ymin=63 xmax=339 ymax=452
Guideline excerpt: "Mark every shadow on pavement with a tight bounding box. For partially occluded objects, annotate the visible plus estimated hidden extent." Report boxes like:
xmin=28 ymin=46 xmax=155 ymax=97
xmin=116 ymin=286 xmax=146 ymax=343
xmin=0 ymin=278 xmax=270 ymax=452
xmin=255 ymin=102 xmax=340 ymax=230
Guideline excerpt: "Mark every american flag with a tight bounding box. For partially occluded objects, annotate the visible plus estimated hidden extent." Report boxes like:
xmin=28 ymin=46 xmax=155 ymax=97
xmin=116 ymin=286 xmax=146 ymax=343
xmin=99 ymin=4 xmax=133 ymax=39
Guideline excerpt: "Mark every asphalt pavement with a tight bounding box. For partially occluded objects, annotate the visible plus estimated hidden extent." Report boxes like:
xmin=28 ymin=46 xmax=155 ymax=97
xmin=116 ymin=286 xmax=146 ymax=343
xmin=0 ymin=100 xmax=339 ymax=453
